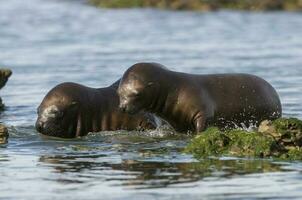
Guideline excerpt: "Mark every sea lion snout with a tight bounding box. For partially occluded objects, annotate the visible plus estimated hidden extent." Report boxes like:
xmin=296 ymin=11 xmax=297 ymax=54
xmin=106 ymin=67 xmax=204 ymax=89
xmin=119 ymin=103 xmax=139 ymax=114
xmin=118 ymin=92 xmax=141 ymax=114
xmin=35 ymin=120 xmax=44 ymax=132
xmin=119 ymin=103 xmax=126 ymax=112
xmin=35 ymin=103 xmax=74 ymax=137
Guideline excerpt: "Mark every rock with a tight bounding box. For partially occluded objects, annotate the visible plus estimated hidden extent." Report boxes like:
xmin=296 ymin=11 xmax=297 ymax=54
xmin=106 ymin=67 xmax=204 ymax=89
xmin=0 ymin=97 xmax=4 ymax=110
xmin=185 ymin=127 xmax=280 ymax=159
xmin=89 ymin=0 xmax=302 ymax=11
xmin=0 ymin=68 xmax=12 ymax=143
xmin=0 ymin=69 xmax=12 ymax=90
xmin=185 ymin=118 xmax=302 ymax=160
xmin=259 ymin=118 xmax=302 ymax=148
xmin=185 ymin=127 xmax=231 ymax=158
xmin=0 ymin=124 xmax=8 ymax=144
xmin=0 ymin=68 xmax=12 ymax=110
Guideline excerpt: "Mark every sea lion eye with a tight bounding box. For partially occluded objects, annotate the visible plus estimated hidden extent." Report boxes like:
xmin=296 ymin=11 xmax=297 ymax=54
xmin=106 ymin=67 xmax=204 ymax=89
xmin=132 ymin=93 xmax=141 ymax=98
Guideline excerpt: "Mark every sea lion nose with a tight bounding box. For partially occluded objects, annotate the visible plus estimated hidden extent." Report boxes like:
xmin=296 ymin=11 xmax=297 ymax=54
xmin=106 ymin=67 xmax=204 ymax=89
xmin=119 ymin=104 xmax=126 ymax=112
xmin=35 ymin=120 xmax=44 ymax=132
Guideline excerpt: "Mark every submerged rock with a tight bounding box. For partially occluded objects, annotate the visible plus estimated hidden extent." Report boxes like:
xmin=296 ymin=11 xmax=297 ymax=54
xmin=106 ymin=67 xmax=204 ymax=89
xmin=0 ymin=124 xmax=9 ymax=144
xmin=185 ymin=118 xmax=302 ymax=160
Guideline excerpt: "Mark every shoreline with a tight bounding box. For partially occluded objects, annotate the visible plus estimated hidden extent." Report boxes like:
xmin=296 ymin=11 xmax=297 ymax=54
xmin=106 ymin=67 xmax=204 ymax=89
xmin=89 ymin=0 xmax=302 ymax=11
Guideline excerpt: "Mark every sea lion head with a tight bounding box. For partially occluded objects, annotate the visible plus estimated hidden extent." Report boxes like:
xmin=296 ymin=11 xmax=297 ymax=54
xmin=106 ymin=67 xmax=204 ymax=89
xmin=118 ymin=62 xmax=166 ymax=114
xmin=35 ymin=83 xmax=82 ymax=138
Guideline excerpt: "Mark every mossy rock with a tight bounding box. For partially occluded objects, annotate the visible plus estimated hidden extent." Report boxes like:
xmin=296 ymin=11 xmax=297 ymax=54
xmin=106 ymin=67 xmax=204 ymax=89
xmin=0 ymin=68 xmax=12 ymax=111
xmin=0 ymin=124 xmax=9 ymax=144
xmin=227 ymin=129 xmax=280 ymax=157
xmin=259 ymin=118 xmax=302 ymax=148
xmin=185 ymin=127 xmax=230 ymax=158
xmin=0 ymin=68 xmax=12 ymax=90
xmin=186 ymin=118 xmax=302 ymax=160
xmin=89 ymin=0 xmax=302 ymax=11
xmin=0 ymin=97 xmax=4 ymax=111
xmin=185 ymin=127 xmax=280 ymax=159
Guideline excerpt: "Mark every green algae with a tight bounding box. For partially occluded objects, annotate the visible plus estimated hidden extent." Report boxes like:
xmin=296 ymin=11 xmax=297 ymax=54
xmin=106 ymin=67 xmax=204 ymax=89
xmin=227 ymin=129 xmax=279 ymax=157
xmin=185 ymin=118 xmax=302 ymax=160
xmin=89 ymin=0 xmax=145 ymax=8
xmin=185 ymin=127 xmax=229 ymax=158
xmin=185 ymin=128 xmax=280 ymax=159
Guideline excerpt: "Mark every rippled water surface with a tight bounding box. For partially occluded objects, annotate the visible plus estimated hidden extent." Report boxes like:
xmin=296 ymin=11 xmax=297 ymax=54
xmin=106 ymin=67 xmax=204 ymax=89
xmin=0 ymin=0 xmax=302 ymax=199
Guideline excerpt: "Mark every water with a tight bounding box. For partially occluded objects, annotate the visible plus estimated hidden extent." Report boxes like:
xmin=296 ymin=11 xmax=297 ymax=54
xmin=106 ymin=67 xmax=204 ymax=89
xmin=0 ymin=0 xmax=302 ymax=199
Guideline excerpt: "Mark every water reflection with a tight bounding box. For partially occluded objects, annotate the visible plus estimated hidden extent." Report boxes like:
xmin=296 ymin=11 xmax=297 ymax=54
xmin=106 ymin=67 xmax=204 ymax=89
xmin=39 ymin=154 xmax=288 ymax=189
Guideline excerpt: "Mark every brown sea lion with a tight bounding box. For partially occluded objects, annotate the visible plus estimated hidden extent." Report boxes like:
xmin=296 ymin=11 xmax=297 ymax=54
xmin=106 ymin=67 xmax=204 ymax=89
xmin=35 ymin=80 xmax=156 ymax=138
xmin=117 ymin=62 xmax=282 ymax=133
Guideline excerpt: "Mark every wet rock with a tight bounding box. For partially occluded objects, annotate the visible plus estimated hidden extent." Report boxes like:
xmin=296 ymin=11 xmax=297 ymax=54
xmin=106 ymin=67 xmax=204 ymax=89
xmin=0 ymin=68 xmax=12 ymax=110
xmin=259 ymin=118 xmax=302 ymax=150
xmin=0 ymin=68 xmax=12 ymax=143
xmin=0 ymin=69 xmax=12 ymax=90
xmin=185 ymin=118 xmax=302 ymax=160
xmin=0 ymin=124 xmax=8 ymax=144
xmin=185 ymin=127 xmax=280 ymax=159
xmin=0 ymin=97 xmax=4 ymax=110
xmin=89 ymin=0 xmax=302 ymax=11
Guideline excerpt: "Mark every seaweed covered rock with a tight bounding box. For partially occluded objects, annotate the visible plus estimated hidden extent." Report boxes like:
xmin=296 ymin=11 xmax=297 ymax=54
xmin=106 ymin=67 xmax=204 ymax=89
xmin=184 ymin=127 xmax=230 ymax=158
xmin=259 ymin=118 xmax=302 ymax=159
xmin=259 ymin=118 xmax=302 ymax=147
xmin=185 ymin=127 xmax=280 ymax=159
xmin=0 ymin=69 xmax=12 ymax=90
xmin=0 ymin=124 xmax=8 ymax=144
xmin=185 ymin=118 xmax=302 ymax=160
xmin=89 ymin=0 xmax=302 ymax=11
xmin=89 ymin=0 xmax=215 ymax=10
xmin=0 ymin=68 xmax=12 ymax=143
xmin=0 ymin=68 xmax=12 ymax=110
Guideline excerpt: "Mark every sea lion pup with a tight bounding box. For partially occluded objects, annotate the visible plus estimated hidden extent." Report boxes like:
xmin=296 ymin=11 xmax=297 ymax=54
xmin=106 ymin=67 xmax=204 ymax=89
xmin=36 ymin=80 xmax=156 ymax=138
xmin=118 ymin=62 xmax=282 ymax=133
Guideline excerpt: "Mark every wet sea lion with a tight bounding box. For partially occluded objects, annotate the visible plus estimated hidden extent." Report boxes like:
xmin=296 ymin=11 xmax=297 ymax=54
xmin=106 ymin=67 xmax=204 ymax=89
xmin=36 ymin=81 xmax=156 ymax=138
xmin=118 ymin=62 xmax=282 ymax=133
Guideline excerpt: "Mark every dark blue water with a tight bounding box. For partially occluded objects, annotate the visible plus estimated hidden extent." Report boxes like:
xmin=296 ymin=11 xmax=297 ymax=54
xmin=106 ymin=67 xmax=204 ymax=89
xmin=0 ymin=0 xmax=302 ymax=199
